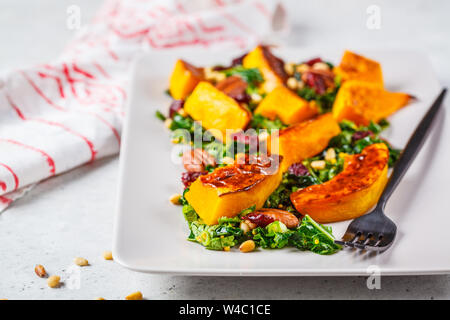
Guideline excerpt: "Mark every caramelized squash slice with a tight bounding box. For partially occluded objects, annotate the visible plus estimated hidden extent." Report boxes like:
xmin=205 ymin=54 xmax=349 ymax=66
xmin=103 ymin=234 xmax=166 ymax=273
xmin=290 ymin=143 xmax=389 ymax=223
xmin=184 ymin=81 xmax=251 ymax=139
xmin=169 ymin=59 xmax=203 ymax=100
xmin=333 ymin=80 xmax=412 ymax=125
xmin=185 ymin=156 xmax=283 ymax=225
xmin=334 ymin=50 xmax=383 ymax=85
xmin=255 ymin=86 xmax=318 ymax=125
xmin=269 ymin=113 xmax=341 ymax=172
xmin=243 ymin=46 xmax=287 ymax=93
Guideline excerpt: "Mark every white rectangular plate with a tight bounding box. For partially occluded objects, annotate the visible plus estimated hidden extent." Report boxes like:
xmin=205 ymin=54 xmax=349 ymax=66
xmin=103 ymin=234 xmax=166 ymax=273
xmin=113 ymin=47 xmax=449 ymax=276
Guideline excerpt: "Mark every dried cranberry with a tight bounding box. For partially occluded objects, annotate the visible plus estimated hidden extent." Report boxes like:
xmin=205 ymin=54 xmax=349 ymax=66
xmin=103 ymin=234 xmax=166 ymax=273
xmin=305 ymin=57 xmax=323 ymax=66
xmin=212 ymin=53 xmax=248 ymax=71
xmin=231 ymin=53 xmax=247 ymax=67
xmin=352 ymin=131 xmax=373 ymax=142
xmin=212 ymin=65 xmax=228 ymax=71
xmin=288 ymin=163 xmax=310 ymax=176
xmin=169 ymin=100 xmax=184 ymax=118
xmin=242 ymin=212 xmax=275 ymax=228
xmin=181 ymin=171 xmax=206 ymax=188
xmin=304 ymin=72 xmax=326 ymax=95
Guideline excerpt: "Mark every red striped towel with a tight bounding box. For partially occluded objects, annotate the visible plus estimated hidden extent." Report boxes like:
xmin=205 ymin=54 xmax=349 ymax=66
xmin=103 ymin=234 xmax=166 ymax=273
xmin=0 ymin=0 xmax=285 ymax=211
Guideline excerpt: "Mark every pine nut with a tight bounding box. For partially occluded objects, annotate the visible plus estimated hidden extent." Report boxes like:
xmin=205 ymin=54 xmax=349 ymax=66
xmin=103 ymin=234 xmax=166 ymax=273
xmin=169 ymin=194 xmax=182 ymax=205
xmin=250 ymin=93 xmax=262 ymax=103
xmin=284 ymin=62 xmax=295 ymax=75
xmin=74 ymin=257 xmax=89 ymax=267
xmin=222 ymin=156 xmax=235 ymax=165
xmin=312 ymin=62 xmax=330 ymax=71
xmin=296 ymin=64 xmax=310 ymax=73
xmin=239 ymin=240 xmax=256 ymax=253
xmin=103 ymin=251 xmax=113 ymax=261
xmin=34 ymin=264 xmax=47 ymax=278
xmin=287 ymin=77 xmax=298 ymax=90
xmin=325 ymin=148 xmax=336 ymax=162
xmin=178 ymin=108 xmax=187 ymax=117
xmin=47 ymin=275 xmax=61 ymax=288
xmin=311 ymin=160 xmax=326 ymax=170
xmin=125 ymin=291 xmax=143 ymax=300
xmin=164 ymin=118 xmax=172 ymax=128
xmin=258 ymin=131 xmax=269 ymax=141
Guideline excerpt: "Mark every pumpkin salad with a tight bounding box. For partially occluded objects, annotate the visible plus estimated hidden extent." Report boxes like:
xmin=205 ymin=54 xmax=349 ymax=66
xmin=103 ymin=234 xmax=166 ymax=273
xmin=156 ymin=46 xmax=411 ymax=255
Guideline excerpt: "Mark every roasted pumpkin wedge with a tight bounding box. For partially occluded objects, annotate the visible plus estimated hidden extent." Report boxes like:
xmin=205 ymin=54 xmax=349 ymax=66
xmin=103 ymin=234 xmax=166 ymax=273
xmin=269 ymin=113 xmax=341 ymax=172
xmin=184 ymin=81 xmax=251 ymax=139
xmin=332 ymin=80 xmax=412 ymax=125
xmin=169 ymin=59 xmax=204 ymax=100
xmin=184 ymin=156 xmax=283 ymax=225
xmin=254 ymin=86 xmax=318 ymax=125
xmin=334 ymin=50 xmax=383 ymax=86
xmin=243 ymin=45 xmax=288 ymax=93
xmin=290 ymin=143 xmax=389 ymax=223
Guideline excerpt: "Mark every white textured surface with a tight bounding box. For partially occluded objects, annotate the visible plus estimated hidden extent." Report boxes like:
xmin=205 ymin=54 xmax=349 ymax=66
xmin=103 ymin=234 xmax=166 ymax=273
xmin=1 ymin=0 xmax=450 ymax=299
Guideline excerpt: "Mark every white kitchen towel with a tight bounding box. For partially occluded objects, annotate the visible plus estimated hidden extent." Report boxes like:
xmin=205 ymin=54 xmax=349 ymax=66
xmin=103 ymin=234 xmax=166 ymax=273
xmin=0 ymin=0 xmax=286 ymax=212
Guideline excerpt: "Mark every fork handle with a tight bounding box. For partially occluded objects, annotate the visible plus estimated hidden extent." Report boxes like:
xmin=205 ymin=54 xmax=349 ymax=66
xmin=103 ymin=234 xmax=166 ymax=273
xmin=377 ymin=88 xmax=447 ymax=210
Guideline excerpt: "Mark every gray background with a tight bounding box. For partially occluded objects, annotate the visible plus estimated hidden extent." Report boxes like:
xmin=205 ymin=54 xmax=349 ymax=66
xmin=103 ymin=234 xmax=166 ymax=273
xmin=0 ymin=0 xmax=449 ymax=300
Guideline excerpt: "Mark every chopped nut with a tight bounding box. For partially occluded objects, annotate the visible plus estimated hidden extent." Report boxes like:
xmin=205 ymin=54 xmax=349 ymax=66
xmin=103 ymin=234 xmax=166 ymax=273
xmin=169 ymin=194 xmax=182 ymax=205
xmin=286 ymin=77 xmax=298 ymax=90
xmin=74 ymin=257 xmax=89 ymax=267
xmin=239 ymin=240 xmax=256 ymax=253
xmin=34 ymin=264 xmax=47 ymax=278
xmin=296 ymin=63 xmax=310 ymax=73
xmin=103 ymin=251 xmax=113 ymax=261
xmin=47 ymin=275 xmax=61 ymax=288
xmin=164 ymin=118 xmax=172 ymax=129
xmin=312 ymin=62 xmax=330 ymax=71
xmin=240 ymin=221 xmax=250 ymax=234
xmin=125 ymin=291 xmax=143 ymax=300
xmin=311 ymin=160 xmax=326 ymax=170
xmin=284 ymin=62 xmax=295 ymax=75
xmin=325 ymin=148 xmax=336 ymax=162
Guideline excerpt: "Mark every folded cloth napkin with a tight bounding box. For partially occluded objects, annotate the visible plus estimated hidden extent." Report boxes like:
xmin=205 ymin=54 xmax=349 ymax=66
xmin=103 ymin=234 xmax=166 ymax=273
xmin=0 ymin=0 xmax=286 ymax=212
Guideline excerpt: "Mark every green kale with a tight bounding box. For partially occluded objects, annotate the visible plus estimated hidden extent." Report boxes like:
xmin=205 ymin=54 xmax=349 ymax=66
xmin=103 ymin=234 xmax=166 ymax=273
xmin=249 ymin=114 xmax=287 ymax=132
xmin=289 ymin=215 xmax=341 ymax=255
xmin=222 ymin=66 xmax=263 ymax=88
xmin=155 ymin=110 xmax=166 ymax=121
xmin=184 ymin=205 xmax=248 ymax=251
xmin=252 ymin=221 xmax=291 ymax=249
xmin=170 ymin=113 xmax=195 ymax=131
xmin=265 ymin=173 xmax=319 ymax=212
xmin=182 ymin=204 xmax=199 ymax=225
xmin=296 ymin=78 xmax=340 ymax=114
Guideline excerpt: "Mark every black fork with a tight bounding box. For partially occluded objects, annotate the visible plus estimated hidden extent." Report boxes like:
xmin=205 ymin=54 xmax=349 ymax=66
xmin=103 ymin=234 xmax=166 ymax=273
xmin=335 ymin=88 xmax=447 ymax=251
